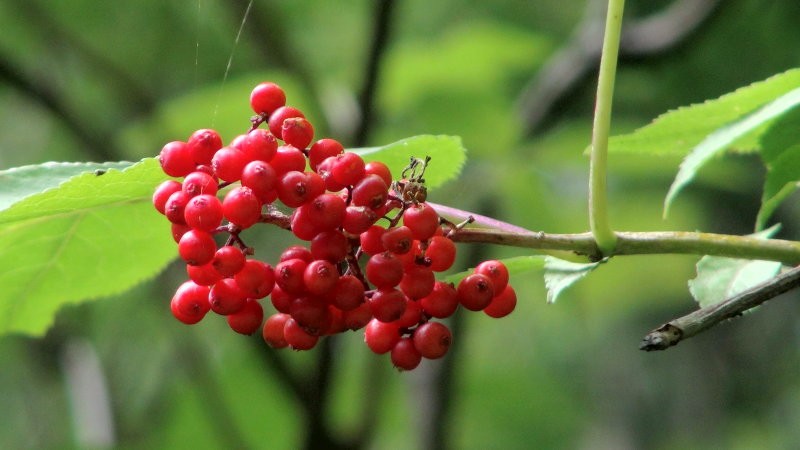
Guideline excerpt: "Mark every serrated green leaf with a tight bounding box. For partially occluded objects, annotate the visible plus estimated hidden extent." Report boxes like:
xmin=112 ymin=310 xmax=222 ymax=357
xmin=0 ymin=161 xmax=135 ymax=211
xmin=609 ymin=68 xmax=800 ymax=156
xmin=543 ymin=256 xmax=602 ymax=304
xmin=664 ymin=88 xmax=800 ymax=216
xmin=688 ymin=225 xmax=783 ymax=308
xmin=755 ymin=107 xmax=800 ymax=230
xmin=0 ymin=158 xmax=176 ymax=336
xmin=442 ymin=255 xmax=545 ymax=286
xmin=353 ymin=135 xmax=466 ymax=190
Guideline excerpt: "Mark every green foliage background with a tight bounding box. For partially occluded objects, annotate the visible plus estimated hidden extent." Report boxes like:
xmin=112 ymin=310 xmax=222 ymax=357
xmin=2 ymin=0 xmax=800 ymax=449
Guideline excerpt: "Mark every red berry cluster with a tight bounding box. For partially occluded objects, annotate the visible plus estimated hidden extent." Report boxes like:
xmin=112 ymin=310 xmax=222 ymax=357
xmin=153 ymin=81 xmax=517 ymax=371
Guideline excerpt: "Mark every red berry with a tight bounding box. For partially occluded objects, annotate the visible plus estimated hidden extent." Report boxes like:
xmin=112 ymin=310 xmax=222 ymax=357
xmin=275 ymin=258 xmax=308 ymax=296
xmin=235 ymin=259 xmax=275 ymax=299
xmin=316 ymin=156 xmax=346 ymax=192
xmin=170 ymin=281 xmax=211 ymax=324
xmin=403 ymin=203 xmax=439 ymax=241
xmin=399 ymin=265 xmax=435 ymax=300
xmin=395 ymin=298 xmax=423 ymax=329
xmin=426 ymin=236 xmax=456 ymax=272
xmin=309 ymin=139 xmax=344 ymax=171
xmin=290 ymin=206 xmax=321 ymax=241
xmin=475 ymin=260 xmax=509 ymax=292
xmin=182 ymin=171 xmax=218 ymax=197
xmin=211 ymin=246 xmax=246 ymax=277
xmin=171 ymin=223 xmax=191 ymax=243
xmin=227 ymin=299 xmax=264 ymax=335
xmin=159 ymin=141 xmax=195 ymax=177
xmin=413 ymin=321 xmax=451 ymax=359
xmin=289 ymin=296 xmax=330 ymax=333
xmin=366 ymin=252 xmax=404 ymax=288
xmin=186 ymin=262 xmax=222 ymax=286
xmin=342 ymin=302 xmax=373 ymax=330
xmin=262 ymin=313 xmax=290 ymax=348
xmin=484 ymin=285 xmax=517 ymax=318
xmin=153 ymin=180 xmax=182 ymax=214
xmin=164 ymin=190 xmax=191 ymax=225
xmin=270 ymin=285 xmax=294 ymax=313
xmin=419 ymin=281 xmax=459 ymax=319
xmin=277 ymin=171 xmax=324 ymax=208
xmin=283 ymin=317 xmax=319 ymax=350
xmin=211 ymin=146 xmax=247 ymax=182
xmin=241 ymin=160 xmax=277 ymax=203
xmin=364 ymin=161 xmax=392 ymax=187
xmin=241 ymin=128 xmax=278 ymax=163
xmin=342 ymin=206 xmax=378 ymax=235
xmin=329 ymin=275 xmax=365 ymax=311
xmin=352 ymin=174 xmax=388 ymax=210
xmin=208 ymin=278 xmax=247 ymax=315
xmin=330 ymin=152 xmax=366 ymax=186
xmin=223 ymin=186 xmax=262 ymax=228
xmin=268 ymin=106 xmax=304 ymax=138
xmin=270 ymin=145 xmax=307 ymax=176
xmin=369 ymin=288 xmax=407 ymax=323
xmin=281 ymin=117 xmax=314 ymax=149
xmin=391 ymin=338 xmax=422 ymax=371
xmin=381 ymin=226 xmax=414 ymax=254
xmin=299 ymin=193 xmax=346 ymax=231
xmin=457 ymin=273 xmax=495 ymax=311
xmin=184 ymin=194 xmax=223 ymax=232
xmin=187 ymin=129 xmax=223 ymax=165
xmin=359 ymin=225 xmax=386 ymax=255
xmin=250 ymin=82 xmax=286 ymax=115
xmin=178 ymin=229 xmax=217 ymax=266
xmin=280 ymin=245 xmax=313 ymax=263
xmin=364 ymin=319 xmax=400 ymax=354
xmin=303 ymin=259 xmax=339 ymax=296
xmin=310 ymin=230 xmax=348 ymax=262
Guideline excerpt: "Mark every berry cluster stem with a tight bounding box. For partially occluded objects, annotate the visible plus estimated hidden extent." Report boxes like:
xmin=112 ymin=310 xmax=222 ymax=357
xmin=589 ymin=0 xmax=625 ymax=256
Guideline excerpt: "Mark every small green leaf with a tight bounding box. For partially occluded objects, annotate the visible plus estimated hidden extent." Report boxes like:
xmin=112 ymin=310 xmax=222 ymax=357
xmin=0 ymin=158 xmax=176 ymax=336
xmin=688 ymin=225 xmax=783 ymax=308
xmin=0 ymin=161 xmax=135 ymax=211
xmin=665 ymin=88 xmax=800 ymax=216
xmin=755 ymin=107 xmax=800 ymax=230
xmin=442 ymin=255 xmax=545 ymax=286
xmin=353 ymin=135 xmax=466 ymax=190
xmin=543 ymin=256 xmax=602 ymax=304
xmin=609 ymin=68 xmax=800 ymax=156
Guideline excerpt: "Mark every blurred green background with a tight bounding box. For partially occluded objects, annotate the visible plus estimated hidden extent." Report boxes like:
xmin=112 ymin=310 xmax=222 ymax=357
xmin=2 ymin=0 xmax=800 ymax=449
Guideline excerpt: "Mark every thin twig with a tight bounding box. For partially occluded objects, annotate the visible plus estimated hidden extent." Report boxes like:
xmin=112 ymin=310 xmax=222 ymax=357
xmin=640 ymin=265 xmax=800 ymax=351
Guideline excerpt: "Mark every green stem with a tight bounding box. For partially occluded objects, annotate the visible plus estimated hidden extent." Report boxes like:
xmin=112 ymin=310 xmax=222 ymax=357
xmin=589 ymin=0 xmax=625 ymax=256
xmin=449 ymin=229 xmax=800 ymax=266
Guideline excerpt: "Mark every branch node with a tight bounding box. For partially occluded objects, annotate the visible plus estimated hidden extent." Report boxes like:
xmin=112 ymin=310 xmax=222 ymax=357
xmin=639 ymin=323 xmax=682 ymax=351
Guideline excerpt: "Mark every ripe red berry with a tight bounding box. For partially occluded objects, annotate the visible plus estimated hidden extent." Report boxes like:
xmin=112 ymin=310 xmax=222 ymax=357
xmin=184 ymin=194 xmax=223 ymax=232
xmin=360 ymin=225 xmax=387 ymax=255
xmin=223 ymin=186 xmax=262 ymax=228
xmin=457 ymin=273 xmax=495 ymax=311
xmin=425 ymin=236 xmax=457 ymax=272
xmin=483 ymin=285 xmax=517 ymax=318
xmin=474 ymin=260 xmax=509 ymax=292
xmin=364 ymin=161 xmax=392 ymax=187
xmin=329 ymin=275 xmax=365 ymax=311
xmin=208 ymin=278 xmax=247 ymax=315
xmin=277 ymin=171 xmax=325 ymax=208
xmin=413 ymin=321 xmax=451 ymax=359
xmin=330 ymin=152 xmax=366 ymax=186
xmin=171 ymin=223 xmax=191 ymax=243
xmin=399 ymin=265 xmax=435 ymax=300
xmin=164 ymin=190 xmax=191 ymax=225
xmin=250 ymin=82 xmax=286 ymax=115
xmin=235 ymin=259 xmax=275 ymax=299
xmin=263 ymin=313 xmax=290 ymax=348
xmin=391 ymin=338 xmax=422 ymax=371
xmin=211 ymin=246 xmax=246 ymax=277
xmin=352 ymin=174 xmax=389 ymax=210
xmin=280 ymin=245 xmax=313 ymax=263
xmin=241 ymin=128 xmax=278 ymax=163
xmin=403 ymin=203 xmax=439 ymax=241
xmin=153 ymin=180 xmax=182 ymax=215
xmin=303 ymin=259 xmax=338 ymax=296
xmin=381 ymin=226 xmax=414 ymax=254
xmin=241 ymin=160 xmax=278 ymax=202
xmin=308 ymin=139 xmax=344 ymax=171
xmin=364 ymin=319 xmax=400 ymax=354
xmin=170 ymin=281 xmax=211 ymax=324
xmin=187 ymin=129 xmax=223 ymax=165
xmin=270 ymin=145 xmax=307 ymax=176
xmin=394 ymin=298 xmax=422 ymax=329
xmin=178 ymin=229 xmax=217 ymax=266
xmin=342 ymin=302 xmax=373 ymax=331
xmin=268 ymin=106 xmax=304 ymax=138
xmin=281 ymin=117 xmax=314 ymax=149
xmin=182 ymin=171 xmax=218 ymax=197
xmin=186 ymin=262 xmax=222 ymax=286
xmin=366 ymin=252 xmax=404 ymax=288
xmin=283 ymin=317 xmax=319 ymax=350
xmin=316 ymin=156 xmax=347 ymax=192
xmin=270 ymin=285 xmax=293 ymax=313
xmin=342 ymin=206 xmax=378 ymax=235
xmin=211 ymin=146 xmax=247 ymax=182
xmin=310 ymin=230 xmax=348 ymax=262
xmin=419 ymin=281 xmax=459 ymax=319
xmin=227 ymin=299 xmax=264 ymax=335
xmin=299 ymin=193 xmax=346 ymax=231
xmin=369 ymin=288 xmax=407 ymax=323
xmin=290 ymin=206 xmax=321 ymax=241
xmin=159 ymin=141 xmax=195 ymax=177
xmin=289 ymin=296 xmax=330 ymax=333
xmin=275 ymin=258 xmax=308 ymax=296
